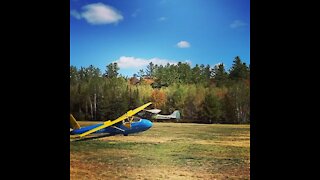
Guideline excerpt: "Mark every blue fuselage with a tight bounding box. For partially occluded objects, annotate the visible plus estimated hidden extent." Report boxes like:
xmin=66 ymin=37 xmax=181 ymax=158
xmin=70 ymin=119 xmax=153 ymax=136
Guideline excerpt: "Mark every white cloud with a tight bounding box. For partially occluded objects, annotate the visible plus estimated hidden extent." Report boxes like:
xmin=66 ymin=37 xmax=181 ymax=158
xmin=113 ymin=56 xmax=190 ymax=69
xmin=177 ymin=41 xmax=191 ymax=48
xmin=230 ymin=20 xmax=246 ymax=28
xmin=158 ymin=17 xmax=167 ymax=21
xmin=70 ymin=3 xmax=123 ymax=25
xmin=70 ymin=10 xmax=81 ymax=19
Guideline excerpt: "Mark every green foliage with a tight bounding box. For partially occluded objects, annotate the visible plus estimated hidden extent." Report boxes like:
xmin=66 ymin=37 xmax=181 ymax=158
xmin=146 ymin=62 xmax=155 ymax=77
xmin=137 ymin=69 xmax=145 ymax=78
xmin=201 ymin=90 xmax=223 ymax=123
xmin=70 ymin=56 xmax=250 ymax=124
xmin=223 ymin=82 xmax=250 ymax=123
xmin=213 ymin=63 xmax=228 ymax=87
xmin=104 ymin=62 xmax=119 ymax=78
xmin=229 ymin=56 xmax=249 ymax=81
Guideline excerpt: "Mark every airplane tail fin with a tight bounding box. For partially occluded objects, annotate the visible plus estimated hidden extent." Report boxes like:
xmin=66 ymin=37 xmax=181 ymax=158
xmin=70 ymin=114 xmax=81 ymax=130
xmin=171 ymin=110 xmax=181 ymax=119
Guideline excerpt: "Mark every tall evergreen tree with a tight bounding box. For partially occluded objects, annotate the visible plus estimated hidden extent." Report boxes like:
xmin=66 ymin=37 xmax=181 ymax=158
xmin=191 ymin=64 xmax=201 ymax=84
xmin=214 ymin=63 xmax=228 ymax=87
xmin=146 ymin=62 xmax=155 ymax=77
xmin=204 ymin=64 xmax=212 ymax=81
xmin=70 ymin=66 xmax=79 ymax=85
xmin=229 ymin=56 xmax=249 ymax=81
xmin=104 ymin=62 xmax=119 ymax=78
xmin=177 ymin=62 xmax=192 ymax=84
xmin=201 ymin=91 xmax=222 ymax=123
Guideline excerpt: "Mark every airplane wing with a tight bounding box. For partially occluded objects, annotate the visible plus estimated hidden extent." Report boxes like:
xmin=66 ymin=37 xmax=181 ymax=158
xmin=70 ymin=114 xmax=81 ymax=129
xmin=145 ymin=109 xmax=161 ymax=114
xmin=78 ymin=102 xmax=152 ymax=138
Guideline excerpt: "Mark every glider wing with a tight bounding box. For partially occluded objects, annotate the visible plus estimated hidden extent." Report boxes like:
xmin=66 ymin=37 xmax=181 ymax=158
xmin=78 ymin=102 xmax=152 ymax=138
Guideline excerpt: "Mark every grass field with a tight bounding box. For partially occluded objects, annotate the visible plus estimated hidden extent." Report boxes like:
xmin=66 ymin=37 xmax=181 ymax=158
xmin=70 ymin=122 xmax=250 ymax=179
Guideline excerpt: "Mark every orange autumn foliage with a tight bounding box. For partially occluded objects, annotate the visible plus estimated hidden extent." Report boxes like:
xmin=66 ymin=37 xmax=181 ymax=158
xmin=215 ymin=88 xmax=228 ymax=99
xmin=151 ymin=89 xmax=167 ymax=108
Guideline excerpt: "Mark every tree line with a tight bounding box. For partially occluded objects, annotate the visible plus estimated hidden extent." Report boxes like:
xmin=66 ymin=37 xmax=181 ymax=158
xmin=70 ymin=56 xmax=250 ymax=124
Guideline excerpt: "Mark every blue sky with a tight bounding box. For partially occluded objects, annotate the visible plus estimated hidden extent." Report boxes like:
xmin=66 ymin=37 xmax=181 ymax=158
xmin=70 ymin=0 xmax=250 ymax=77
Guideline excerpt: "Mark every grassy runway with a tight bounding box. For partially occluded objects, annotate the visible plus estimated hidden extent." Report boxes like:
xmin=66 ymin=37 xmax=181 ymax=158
xmin=70 ymin=122 xmax=250 ymax=179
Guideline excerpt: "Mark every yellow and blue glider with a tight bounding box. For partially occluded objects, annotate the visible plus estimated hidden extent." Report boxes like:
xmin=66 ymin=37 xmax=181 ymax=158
xmin=70 ymin=102 xmax=153 ymax=139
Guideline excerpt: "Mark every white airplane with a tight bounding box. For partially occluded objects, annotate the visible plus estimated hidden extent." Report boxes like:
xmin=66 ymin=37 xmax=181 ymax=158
xmin=138 ymin=109 xmax=181 ymax=120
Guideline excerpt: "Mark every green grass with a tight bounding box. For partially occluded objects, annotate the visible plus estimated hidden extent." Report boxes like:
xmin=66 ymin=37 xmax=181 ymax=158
xmin=70 ymin=122 xmax=250 ymax=179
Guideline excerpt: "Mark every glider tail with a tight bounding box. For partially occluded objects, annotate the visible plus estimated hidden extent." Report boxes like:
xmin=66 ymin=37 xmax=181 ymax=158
xmin=171 ymin=110 xmax=181 ymax=119
xmin=70 ymin=114 xmax=81 ymax=130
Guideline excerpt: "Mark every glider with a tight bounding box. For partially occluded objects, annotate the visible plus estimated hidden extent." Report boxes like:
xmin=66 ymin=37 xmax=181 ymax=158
xmin=70 ymin=102 xmax=153 ymax=140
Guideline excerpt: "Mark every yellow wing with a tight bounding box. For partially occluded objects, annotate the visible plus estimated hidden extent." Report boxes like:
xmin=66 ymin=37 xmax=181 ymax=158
xmin=70 ymin=114 xmax=81 ymax=129
xmin=78 ymin=102 xmax=152 ymax=138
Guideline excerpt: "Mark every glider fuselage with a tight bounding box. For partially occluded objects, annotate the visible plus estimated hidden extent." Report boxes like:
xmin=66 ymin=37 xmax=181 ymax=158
xmin=70 ymin=119 xmax=153 ymax=136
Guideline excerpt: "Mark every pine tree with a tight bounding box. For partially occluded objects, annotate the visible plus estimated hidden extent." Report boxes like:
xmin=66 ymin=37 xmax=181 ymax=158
xmin=229 ymin=56 xmax=249 ymax=81
xmin=146 ymin=62 xmax=155 ymax=78
xmin=201 ymin=90 xmax=222 ymax=123
xmin=214 ymin=63 xmax=228 ymax=87
xmin=104 ymin=62 xmax=119 ymax=78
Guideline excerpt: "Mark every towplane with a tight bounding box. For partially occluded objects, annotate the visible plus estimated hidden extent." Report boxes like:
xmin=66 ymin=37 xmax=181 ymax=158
xmin=70 ymin=102 xmax=153 ymax=141
xmin=138 ymin=109 xmax=181 ymax=120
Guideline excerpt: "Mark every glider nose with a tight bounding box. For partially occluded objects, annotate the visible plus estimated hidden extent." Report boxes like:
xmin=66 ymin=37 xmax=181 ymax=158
xmin=143 ymin=119 xmax=153 ymax=130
